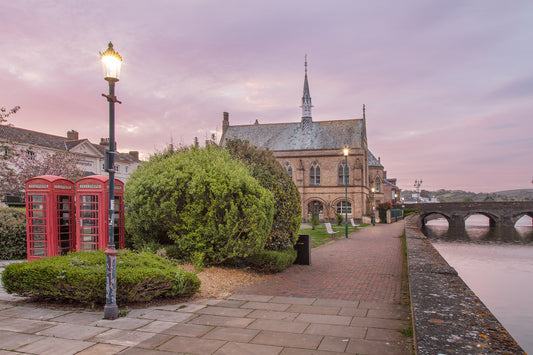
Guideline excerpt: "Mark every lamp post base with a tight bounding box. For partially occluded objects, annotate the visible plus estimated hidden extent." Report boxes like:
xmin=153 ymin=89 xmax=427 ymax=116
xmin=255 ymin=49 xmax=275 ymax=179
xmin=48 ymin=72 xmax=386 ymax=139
xmin=104 ymin=247 xmax=118 ymax=320
xmin=104 ymin=304 xmax=118 ymax=319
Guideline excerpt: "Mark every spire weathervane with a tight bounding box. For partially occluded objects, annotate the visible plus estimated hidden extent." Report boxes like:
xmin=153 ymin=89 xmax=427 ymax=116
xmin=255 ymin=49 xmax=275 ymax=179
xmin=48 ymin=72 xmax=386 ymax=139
xmin=301 ymin=54 xmax=313 ymax=121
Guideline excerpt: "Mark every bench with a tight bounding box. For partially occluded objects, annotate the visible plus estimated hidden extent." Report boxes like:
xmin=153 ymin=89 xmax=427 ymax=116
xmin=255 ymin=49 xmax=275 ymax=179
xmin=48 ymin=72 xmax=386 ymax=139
xmin=350 ymin=218 xmax=360 ymax=228
xmin=324 ymin=222 xmax=339 ymax=238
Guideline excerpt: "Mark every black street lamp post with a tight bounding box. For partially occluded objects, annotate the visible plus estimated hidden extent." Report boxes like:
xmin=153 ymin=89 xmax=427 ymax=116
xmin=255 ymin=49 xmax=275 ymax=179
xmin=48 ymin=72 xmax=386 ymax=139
xmin=371 ymin=187 xmax=375 ymax=226
xmin=343 ymin=148 xmax=349 ymax=238
xmin=100 ymin=42 xmax=122 ymax=320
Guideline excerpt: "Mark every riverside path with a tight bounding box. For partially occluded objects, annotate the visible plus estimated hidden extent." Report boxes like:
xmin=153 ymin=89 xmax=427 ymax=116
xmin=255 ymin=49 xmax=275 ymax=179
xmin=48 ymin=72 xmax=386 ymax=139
xmin=0 ymin=222 xmax=412 ymax=354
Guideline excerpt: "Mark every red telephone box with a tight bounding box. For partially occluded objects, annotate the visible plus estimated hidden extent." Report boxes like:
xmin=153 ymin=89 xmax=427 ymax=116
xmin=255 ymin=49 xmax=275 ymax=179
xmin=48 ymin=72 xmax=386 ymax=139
xmin=25 ymin=175 xmax=75 ymax=261
xmin=75 ymin=175 xmax=125 ymax=251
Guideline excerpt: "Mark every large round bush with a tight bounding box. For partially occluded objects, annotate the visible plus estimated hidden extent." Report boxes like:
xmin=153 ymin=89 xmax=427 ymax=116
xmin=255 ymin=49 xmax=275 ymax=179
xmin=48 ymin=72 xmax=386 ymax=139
xmin=225 ymin=139 xmax=302 ymax=250
xmin=125 ymin=146 xmax=274 ymax=266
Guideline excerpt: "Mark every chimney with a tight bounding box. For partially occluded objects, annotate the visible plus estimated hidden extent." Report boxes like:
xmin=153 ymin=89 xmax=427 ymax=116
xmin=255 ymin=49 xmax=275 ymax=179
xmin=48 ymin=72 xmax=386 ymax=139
xmin=222 ymin=112 xmax=229 ymax=133
xmin=99 ymin=138 xmax=117 ymax=150
xmin=67 ymin=130 xmax=79 ymax=140
xmin=129 ymin=151 xmax=139 ymax=161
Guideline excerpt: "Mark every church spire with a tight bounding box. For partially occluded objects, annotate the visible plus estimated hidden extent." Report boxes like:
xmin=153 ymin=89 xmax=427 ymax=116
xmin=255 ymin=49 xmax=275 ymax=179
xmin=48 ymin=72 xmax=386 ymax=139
xmin=301 ymin=54 xmax=313 ymax=122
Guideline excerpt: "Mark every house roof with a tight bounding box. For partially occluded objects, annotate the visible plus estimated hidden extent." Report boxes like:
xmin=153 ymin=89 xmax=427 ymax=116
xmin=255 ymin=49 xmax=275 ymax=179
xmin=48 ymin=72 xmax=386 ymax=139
xmin=221 ymin=118 xmax=364 ymax=151
xmin=0 ymin=125 xmax=139 ymax=163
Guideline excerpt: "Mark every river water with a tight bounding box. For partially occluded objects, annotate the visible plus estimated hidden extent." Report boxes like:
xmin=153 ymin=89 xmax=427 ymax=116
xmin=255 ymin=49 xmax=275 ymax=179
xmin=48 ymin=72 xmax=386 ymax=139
xmin=422 ymin=215 xmax=533 ymax=353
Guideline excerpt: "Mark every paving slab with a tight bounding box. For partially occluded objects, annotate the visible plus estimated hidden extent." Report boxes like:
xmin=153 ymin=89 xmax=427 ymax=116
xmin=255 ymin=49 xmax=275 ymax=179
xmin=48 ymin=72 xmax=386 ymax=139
xmin=196 ymin=305 xmax=253 ymax=317
xmin=89 ymin=328 xmax=159 ymax=347
xmin=0 ymin=305 xmax=70 ymax=320
xmin=50 ymin=311 xmax=105 ymax=325
xmin=0 ymin=317 xmax=56 ymax=333
xmin=214 ymin=341 xmax=282 ymax=355
xmin=241 ymin=301 xmax=291 ymax=312
xmin=138 ymin=309 xmax=195 ymax=322
xmin=157 ymin=335 xmax=226 ymax=354
xmin=189 ymin=314 xmax=254 ymax=328
xmin=304 ymin=323 xmax=366 ymax=339
xmin=94 ymin=317 xmax=152 ymax=330
xmin=295 ymin=313 xmax=352 ymax=326
xmin=0 ymin=330 xmax=44 ymax=351
xmin=317 ymin=336 xmax=350 ymax=353
xmin=252 ymin=330 xmax=323 ymax=349
xmin=15 ymin=337 xmax=94 ymax=355
xmin=76 ymin=343 xmax=127 ymax=355
xmin=202 ymin=326 xmax=260 ymax=342
xmin=248 ymin=319 xmax=309 ymax=333
xmin=287 ymin=304 xmax=341 ymax=315
xmin=36 ymin=323 xmax=108 ymax=340
xmin=246 ymin=309 xmax=299 ymax=321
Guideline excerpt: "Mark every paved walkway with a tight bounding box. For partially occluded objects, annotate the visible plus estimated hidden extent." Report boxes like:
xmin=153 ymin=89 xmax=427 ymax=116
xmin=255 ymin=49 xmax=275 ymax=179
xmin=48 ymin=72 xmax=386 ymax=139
xmin=0 ymin=222 xmax=412 ymax=354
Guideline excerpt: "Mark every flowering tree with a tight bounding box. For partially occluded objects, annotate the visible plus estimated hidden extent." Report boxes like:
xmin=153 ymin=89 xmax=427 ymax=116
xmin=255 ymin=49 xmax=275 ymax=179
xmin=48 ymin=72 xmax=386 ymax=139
xmin=1 ymin=106 xmax=83 ymax=198
xmin=2 ymin=147 xmax=84 ymax=196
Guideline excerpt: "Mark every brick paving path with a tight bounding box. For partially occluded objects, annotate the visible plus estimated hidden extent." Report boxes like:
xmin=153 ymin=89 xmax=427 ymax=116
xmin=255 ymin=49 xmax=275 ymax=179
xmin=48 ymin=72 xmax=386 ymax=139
xmin=238 ymin=222 xmax=406 ymax=303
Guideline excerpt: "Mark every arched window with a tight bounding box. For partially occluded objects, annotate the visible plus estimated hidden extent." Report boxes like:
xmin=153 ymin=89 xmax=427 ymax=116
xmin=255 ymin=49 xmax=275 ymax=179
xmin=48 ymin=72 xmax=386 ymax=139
xmin=284 ymin=162 xmax=293 ymax=178
xmin=338 ymin=161 xmax=349 ymax=185
xmin=337 ymin=201 xmax=352 ymax=214
xmin=375 ymin=178 xmax=381 ymax=192
xmin=310 ymin=162 xmax=320 ymax=185
xmin=308 ymin=200 xmax=323 ymax=216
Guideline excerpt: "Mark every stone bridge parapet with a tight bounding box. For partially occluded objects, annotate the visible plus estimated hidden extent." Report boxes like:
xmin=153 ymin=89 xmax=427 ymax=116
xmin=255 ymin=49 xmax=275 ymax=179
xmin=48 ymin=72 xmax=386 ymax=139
xmin=403 ymin=201 xmax=533 ymax=229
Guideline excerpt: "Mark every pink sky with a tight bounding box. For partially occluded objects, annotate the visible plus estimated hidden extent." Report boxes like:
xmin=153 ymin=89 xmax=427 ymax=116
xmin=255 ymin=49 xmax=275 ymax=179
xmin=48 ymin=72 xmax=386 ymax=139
xmin=1 ymin=1 xmax=532 ymax=193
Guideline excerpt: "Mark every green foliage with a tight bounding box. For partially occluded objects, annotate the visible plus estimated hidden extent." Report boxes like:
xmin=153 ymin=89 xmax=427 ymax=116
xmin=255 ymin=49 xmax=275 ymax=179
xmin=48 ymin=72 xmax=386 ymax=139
xmin=1 ymin=250 xmax=200 ymax=305
xmin=378 ymin=201 xmax=393 ymax=211
xmin=336 ymin=213 xmax=344 ymax=225
xmin=125 ymin=145 xmax=274 ymax=265
xmin=310 ymin=214 xmax=319 ymax=230
xmin=224 ymin=139 xmax=302 ymax=250
xmin=228 ymin=249 xmax=297 ymax=273
xmin=0 ymin=207 xmax=26 ymax=259
xmin=463 ymin=196 xmax=473 ymax=202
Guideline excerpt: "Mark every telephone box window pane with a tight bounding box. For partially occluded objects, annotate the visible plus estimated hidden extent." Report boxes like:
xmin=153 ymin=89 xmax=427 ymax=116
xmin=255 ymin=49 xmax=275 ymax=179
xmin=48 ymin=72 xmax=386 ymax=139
xmin=32 ymin=210 xmax=44 ymax=218
xmin=31 ymin=195 xmax=44 ymax=203
xmin=32 ymin=218 xmax=45 ymax=225
xmin=82 ymin=195 xmax=97 ymax=203
xmin=32 ymin=242 xmax=45 ymax=248
xmin=82 ymin=244 xmax=96 ymax=251
xmin=33 ymin=234 xmax=45 ymax=241
xmin=32 ymin=226 xmax=44 ymax=233
xmin=32 ymin=250 xmax=46 ymax=257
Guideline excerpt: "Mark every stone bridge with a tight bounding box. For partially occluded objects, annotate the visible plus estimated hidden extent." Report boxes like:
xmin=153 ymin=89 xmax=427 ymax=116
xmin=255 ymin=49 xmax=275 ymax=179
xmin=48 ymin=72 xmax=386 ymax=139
xmin=403 ymin=201 xmax=533 ymax=229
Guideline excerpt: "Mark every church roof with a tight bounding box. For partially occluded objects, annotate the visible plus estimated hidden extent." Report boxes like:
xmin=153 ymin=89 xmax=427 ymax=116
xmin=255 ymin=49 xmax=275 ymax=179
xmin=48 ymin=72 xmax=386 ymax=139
xmin=221 ymin=118 xmax=363 ymax=151
xmin=368 ymin=150 xmax=383 ymax=167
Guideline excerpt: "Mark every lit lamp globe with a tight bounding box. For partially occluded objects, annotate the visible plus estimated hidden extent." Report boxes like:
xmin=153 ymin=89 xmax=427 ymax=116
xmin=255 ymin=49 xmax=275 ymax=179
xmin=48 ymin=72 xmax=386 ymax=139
xmin=100 ymin=42 xmax=122 ymax=82
xmin=343 ymin=147 xmax=349 ymax=156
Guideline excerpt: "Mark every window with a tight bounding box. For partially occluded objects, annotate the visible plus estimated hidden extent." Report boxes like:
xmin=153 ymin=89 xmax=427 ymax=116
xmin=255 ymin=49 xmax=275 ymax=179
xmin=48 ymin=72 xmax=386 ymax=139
xmin=338 ymin=161 xmax=349 ymax=184
xmin=375 ymin=179 xmax=381 ymax=192
xmin=308 ymin=200 xmax=323 ymax=215
xmin=26 ymin=150 xmax=35 ymax=160
xmin=337 ymin=201 xmax=352 ymax=214
xmin=284 ymin=162 xmax=293 ymax=178
xmin=115 ymin=165 xmax=120 ymax=173
xmin=310 ymin=162 xmax=320 ymax=185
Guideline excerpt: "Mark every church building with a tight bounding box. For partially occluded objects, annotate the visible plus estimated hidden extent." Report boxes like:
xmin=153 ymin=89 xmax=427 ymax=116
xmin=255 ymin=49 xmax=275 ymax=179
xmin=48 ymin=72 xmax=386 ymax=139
xmin=219 ymin=60 xmax=392 ymax=222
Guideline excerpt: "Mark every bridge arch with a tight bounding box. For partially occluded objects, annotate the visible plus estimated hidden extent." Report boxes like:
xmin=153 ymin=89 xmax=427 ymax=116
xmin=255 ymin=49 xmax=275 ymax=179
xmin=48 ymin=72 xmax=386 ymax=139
xmin=420 ymin=212 xmax=451 ymax=227
xmin=513 ymin=211 xmax=533 ymax=226
xmin=464 ymin=212 xmax=499 ymax=227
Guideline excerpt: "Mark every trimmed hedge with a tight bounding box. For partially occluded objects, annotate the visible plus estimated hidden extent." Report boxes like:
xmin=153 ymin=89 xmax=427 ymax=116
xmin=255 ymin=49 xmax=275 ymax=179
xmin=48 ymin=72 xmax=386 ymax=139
xmin=1 ymin=250 xmax=200 ymax=305
xmin=0 ymin=207 xmax=26 ymax=260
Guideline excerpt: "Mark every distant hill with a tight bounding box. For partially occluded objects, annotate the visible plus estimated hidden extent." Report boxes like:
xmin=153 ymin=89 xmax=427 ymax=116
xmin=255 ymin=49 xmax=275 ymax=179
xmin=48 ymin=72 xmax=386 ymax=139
xmin=401 ymin=189 xmax=533 ymax=202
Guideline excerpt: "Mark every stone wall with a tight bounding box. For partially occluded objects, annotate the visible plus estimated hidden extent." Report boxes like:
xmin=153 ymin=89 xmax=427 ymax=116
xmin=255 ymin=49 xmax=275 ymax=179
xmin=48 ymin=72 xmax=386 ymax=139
xmin=405 ymin=215 xmax=525 ymax=354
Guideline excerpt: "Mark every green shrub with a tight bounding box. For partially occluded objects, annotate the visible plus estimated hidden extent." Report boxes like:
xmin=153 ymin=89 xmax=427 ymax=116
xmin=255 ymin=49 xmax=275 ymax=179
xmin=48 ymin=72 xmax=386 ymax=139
xmin=336 ymin=213 xmax=344 ymax=225
xmin=1 ymin=250 xmax=200 ymax=305
xmin=0 ymin=207 xmax=26 ymax=259
xmin=245 ymin=249 xmax=297 ymax=273
xmin=227 ymin=248 xmax=297 ymax=273
xmin=125 ymin=145 xmax=274 ymax=265
xmin=310 ymin=214 xmax=319 ymax=230
xmin=225 ymin=139 xmax=302 ymax=251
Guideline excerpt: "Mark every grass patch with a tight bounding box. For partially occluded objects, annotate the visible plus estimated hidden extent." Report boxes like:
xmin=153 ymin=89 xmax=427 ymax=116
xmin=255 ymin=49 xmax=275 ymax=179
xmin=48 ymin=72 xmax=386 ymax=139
xmin=298 ymin=224 xmax=361 ymax=248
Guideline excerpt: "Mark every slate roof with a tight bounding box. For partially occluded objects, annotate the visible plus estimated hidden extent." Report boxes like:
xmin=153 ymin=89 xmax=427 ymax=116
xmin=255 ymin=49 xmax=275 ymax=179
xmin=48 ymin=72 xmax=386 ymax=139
xmin=368 ymin=150 xmax=383 ymax=167
xmin=221 ymin=119 xmax=364 ymax=151
xmin=0 ymin=125 xmax=139 ymax=163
